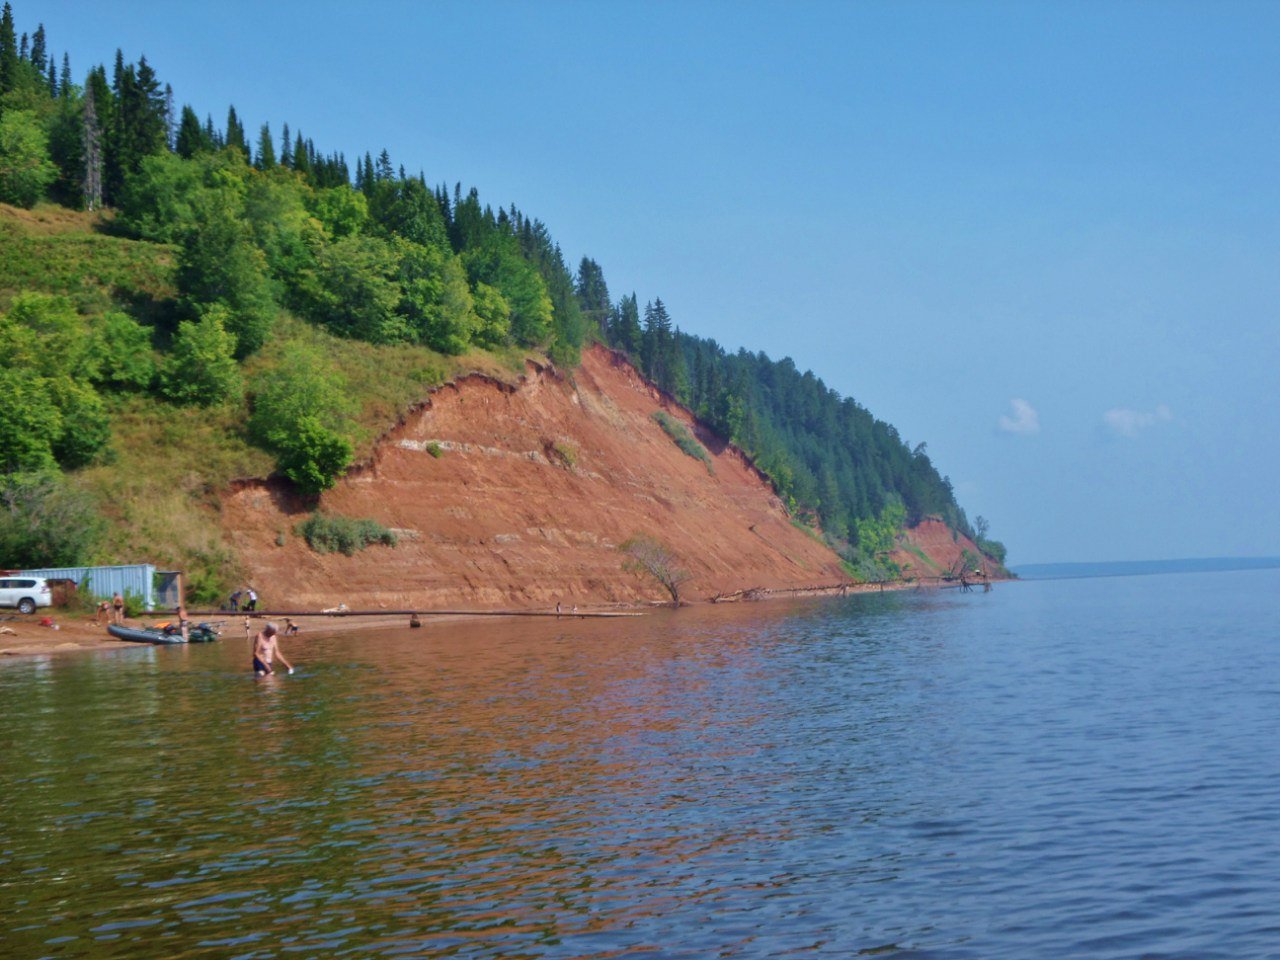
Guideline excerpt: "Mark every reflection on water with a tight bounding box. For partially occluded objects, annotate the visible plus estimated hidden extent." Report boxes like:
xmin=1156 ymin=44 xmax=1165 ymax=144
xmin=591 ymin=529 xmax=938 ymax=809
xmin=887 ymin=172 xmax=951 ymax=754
xmin=3 ymin=572 xmax=1279 ymax=958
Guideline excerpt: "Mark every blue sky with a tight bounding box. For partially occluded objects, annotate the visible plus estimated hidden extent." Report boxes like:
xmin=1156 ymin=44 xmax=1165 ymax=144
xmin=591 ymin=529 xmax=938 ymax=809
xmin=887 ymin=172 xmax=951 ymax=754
xmin=27 ymin=0 xmax=1280 ymax=563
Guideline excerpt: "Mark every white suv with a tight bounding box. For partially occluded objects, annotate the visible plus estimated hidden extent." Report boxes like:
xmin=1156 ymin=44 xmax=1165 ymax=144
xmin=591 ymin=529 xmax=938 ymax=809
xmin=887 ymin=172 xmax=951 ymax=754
xmin=0 ymin=577 xmax=53 ymax=614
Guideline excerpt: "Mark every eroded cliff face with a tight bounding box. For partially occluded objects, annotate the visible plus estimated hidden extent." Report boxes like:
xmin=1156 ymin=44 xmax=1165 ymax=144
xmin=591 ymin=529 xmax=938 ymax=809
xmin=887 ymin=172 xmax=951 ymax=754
xmin=221 ymin=345 xmax=852 ymax=610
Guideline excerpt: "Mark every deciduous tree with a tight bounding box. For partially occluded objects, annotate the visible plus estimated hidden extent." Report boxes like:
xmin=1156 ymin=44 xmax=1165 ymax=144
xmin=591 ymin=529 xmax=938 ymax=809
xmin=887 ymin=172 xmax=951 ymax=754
xmin=620 ymin=533 xmax=692 ymax=604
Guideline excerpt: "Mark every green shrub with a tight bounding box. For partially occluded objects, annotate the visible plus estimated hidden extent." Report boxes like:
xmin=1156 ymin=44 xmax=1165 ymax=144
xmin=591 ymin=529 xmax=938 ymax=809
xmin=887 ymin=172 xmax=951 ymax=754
xmin=298 ymin=513 xmax=397 ymax=556
xmin=122 ymin=589 xmax=146 ymax=619
xmin=274 ymin=416 xmax=353 ymax=495
xmin=248 ymin=343 xmax=354 ymax=494
xmin=0 ymin=471 xmax=104 ymax=567
xmin=183 ymin=565 xmax=228 ymax=608
xmin=0 ymin=110 xmax=57 ymax=208
xmin=425 ymin=441 xmax=443 ymax=458
xmin=651 ymin=411 xmax=713 ymax=472
xmin=160 ymin=306 xmax=243 ymax=406
xmin=552 ymin=441 xmax=576 ymax=467
xmin=978 ymin=538 xmax=1008 ymax=565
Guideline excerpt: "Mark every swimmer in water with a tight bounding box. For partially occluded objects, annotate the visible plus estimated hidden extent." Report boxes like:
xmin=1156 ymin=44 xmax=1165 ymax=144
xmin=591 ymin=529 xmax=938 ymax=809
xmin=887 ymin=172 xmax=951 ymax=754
xmin=251 ymin=622 xmax=293 ymax=676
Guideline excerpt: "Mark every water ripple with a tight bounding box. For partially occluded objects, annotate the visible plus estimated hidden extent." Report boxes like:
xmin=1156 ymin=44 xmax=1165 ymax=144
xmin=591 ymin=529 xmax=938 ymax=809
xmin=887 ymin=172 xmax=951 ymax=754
xmin=2 ymin=570 xmax=1279 ymax=958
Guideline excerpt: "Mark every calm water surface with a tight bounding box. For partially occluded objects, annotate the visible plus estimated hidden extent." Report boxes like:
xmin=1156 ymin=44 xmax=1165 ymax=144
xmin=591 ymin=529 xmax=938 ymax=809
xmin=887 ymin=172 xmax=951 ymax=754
xmin=2 ymin=570 xmax=1279 ymax=958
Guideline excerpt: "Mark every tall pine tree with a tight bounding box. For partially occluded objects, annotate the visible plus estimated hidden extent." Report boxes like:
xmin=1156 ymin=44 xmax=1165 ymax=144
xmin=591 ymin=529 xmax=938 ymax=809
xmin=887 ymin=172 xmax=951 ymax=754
xmin=255 ymin=122 xmax=275 ymax=169
xmin=0 ymin=2 xmax=16 ymax=94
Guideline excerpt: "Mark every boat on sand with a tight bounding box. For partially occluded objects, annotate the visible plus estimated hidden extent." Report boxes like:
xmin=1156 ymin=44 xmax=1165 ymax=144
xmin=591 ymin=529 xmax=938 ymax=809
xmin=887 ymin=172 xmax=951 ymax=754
xmin=107 ymin=622 xmax=220 ymax=645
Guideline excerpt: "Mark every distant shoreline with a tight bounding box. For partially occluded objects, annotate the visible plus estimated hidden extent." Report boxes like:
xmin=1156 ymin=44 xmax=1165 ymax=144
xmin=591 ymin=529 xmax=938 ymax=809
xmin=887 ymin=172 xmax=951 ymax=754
xmin=1014 ymin=557 xmax=1280 ymax=580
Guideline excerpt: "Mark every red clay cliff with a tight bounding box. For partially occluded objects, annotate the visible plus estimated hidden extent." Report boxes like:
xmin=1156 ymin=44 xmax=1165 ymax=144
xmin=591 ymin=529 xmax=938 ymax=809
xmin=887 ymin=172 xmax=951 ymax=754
xmin=222 ymin=345 xmax=986 ymax=610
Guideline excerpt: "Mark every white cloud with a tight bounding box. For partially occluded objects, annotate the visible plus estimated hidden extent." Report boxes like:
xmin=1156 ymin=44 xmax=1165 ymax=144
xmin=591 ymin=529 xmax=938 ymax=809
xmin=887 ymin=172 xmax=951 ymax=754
xmin=998 ymin=398 xmax=1040 ymax=435
xmin=1103 ymin=404 xmax=1172 ymax=437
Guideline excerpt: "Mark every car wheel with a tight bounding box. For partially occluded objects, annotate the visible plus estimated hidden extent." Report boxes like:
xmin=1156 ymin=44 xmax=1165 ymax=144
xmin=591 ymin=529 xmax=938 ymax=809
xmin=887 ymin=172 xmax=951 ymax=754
xmin=17 ymin=598 xmax=36 ymax=615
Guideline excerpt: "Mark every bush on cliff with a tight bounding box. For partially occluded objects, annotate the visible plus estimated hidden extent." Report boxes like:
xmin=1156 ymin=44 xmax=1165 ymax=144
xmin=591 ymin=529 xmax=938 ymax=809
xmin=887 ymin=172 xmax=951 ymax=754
xmin=248 ymin=344 xmax=354 ymax=494
xmin=298 ymin=513 xmax=396 ymax=556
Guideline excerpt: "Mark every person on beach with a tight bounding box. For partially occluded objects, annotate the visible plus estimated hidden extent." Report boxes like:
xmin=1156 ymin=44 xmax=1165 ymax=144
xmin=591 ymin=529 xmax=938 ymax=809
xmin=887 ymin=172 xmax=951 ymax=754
xmin=252 ymin=622 xmax=293 ymax=676
xmin=284 ymin=618 xmax=299 ymax=635
xmin=95 ymin=600 xmax=111 ymax=625
xmin=111 ymin=592 xmax=125 ymax=624
xmin=229 ymin=589 xmax=241 ymax=612
xmin=244 ymin=588 xmax=258 ymax=612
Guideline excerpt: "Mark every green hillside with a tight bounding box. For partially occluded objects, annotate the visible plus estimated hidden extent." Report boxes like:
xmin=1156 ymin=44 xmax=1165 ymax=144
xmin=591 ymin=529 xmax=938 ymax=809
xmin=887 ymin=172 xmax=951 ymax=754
xmin=0 ymin=0 xmax=1004 ymax=596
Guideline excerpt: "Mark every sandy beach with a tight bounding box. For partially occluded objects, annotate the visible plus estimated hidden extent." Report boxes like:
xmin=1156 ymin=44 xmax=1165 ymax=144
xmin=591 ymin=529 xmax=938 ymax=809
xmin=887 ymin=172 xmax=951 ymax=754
xmin=0 ymin=577 xmax=984 ymax=660
xmin=0 ymin=606 xmax=650 ymax=659
xmin=0 ymin=610 xmax=465 ymax=659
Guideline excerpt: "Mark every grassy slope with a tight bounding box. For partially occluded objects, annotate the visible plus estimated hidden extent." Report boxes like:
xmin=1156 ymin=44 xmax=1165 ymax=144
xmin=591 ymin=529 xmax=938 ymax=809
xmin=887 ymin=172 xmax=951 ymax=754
xmin=0 ymin=203 xmax=535 ymax=592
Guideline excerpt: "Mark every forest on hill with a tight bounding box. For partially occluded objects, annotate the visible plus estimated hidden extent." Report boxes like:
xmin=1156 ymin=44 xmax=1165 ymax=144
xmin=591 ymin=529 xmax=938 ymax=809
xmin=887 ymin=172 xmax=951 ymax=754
xmin=0 ymin=2 xmax=1004 ymax=593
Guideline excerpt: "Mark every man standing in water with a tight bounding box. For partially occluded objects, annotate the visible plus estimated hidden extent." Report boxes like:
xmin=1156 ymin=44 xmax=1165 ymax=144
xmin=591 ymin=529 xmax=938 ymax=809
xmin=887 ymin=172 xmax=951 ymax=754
xmin=252 ymin=622 xmax=293 ymax=676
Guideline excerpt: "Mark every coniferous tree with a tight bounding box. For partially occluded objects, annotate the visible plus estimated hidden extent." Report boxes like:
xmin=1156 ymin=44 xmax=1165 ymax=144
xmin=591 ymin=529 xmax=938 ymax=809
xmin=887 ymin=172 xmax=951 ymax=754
xmin=28 ymin=22 xmax=44 ymax=76
xmin=291 ymin=129 xmax=309 ymax=175
xmin=575 ymin=257 xmax=611 ymax=335
xmin=0 ymin=2 xmax=16 ymax=94
xmin=278 ymin=121 xmax=290 ymax=168
xmin=104 ymin=54 xmax=166 ymax=202
xmin=614 ymin=293 xmax=642 ymax=356
xmin=163 ymin=83 xmax=174 ymax=149
xmin=255 ymin=122 xmax=275 ymax=169
xmin=46 ymin=81 xmax=83 ymax=205
xmin=360 ymin=151 xmax=374 ymax=192
xmin=174 ymin=105 xmax=205 ymax=158
xmin=225 ymin=104 xmax=246 ymax=157
xmin=59 ymin=52 xmax=70 ymax=97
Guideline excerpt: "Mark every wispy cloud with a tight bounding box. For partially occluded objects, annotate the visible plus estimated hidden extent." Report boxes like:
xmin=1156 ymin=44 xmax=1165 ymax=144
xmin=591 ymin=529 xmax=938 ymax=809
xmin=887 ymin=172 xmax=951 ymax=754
xmin=1103 ymin=404 xmax=1172 ymax=437
xmin=999 ymin=398 xmax=1040 ymax=435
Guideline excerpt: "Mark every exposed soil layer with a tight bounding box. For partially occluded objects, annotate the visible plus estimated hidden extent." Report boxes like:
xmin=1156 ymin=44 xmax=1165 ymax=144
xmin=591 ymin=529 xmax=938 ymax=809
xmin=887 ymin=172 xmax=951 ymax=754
xmin=222 ymin=346 xmax=857 ymax=610
xmin=890 ymin=517 xmax=993 ymax=578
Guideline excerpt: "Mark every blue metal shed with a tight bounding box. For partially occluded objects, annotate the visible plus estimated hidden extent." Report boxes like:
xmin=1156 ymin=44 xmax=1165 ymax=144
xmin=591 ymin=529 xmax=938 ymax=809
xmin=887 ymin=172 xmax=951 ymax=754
xmin=17 ymin=563 xmax=166 ymax=610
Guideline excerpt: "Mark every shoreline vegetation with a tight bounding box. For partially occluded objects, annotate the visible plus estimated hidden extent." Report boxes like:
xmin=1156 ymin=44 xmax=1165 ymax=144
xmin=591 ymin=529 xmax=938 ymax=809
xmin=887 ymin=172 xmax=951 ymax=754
xmin=0 ymin=573 xmax=1006 ymax=660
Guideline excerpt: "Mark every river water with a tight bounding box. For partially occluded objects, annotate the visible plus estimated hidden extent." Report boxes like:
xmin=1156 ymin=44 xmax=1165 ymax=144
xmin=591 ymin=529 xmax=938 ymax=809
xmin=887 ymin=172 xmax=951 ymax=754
xmin=2 ymin=569 xmax=1278 ymax=959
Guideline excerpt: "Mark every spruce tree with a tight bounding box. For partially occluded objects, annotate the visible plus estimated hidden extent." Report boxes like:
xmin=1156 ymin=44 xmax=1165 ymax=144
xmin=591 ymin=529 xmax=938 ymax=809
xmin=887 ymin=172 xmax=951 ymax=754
xmin=575 ymin=257 xmax=611 ymax=334
xmin=225 ymin=104 xmax=246 ymax=156
xmin=278 ymin=121 xmax=290 ymax=167
xmin=292 ymin=129 xmax=308 ymax=174
xmin=59 ymin=52 xmax=70 ymax=97
xmin=163 ymin=83 xmax=174 ymax=149
xmin=615 ymin=292 xmax=642 ymax=356
xmin=29 ymin=23 xmax=44 ymax=76
xmin=0 ymin=3 xmax=17 ymax=94
xmin=174 ymin=105 xmax=205 ymax=157
xmin=255 ymin=122 xmax=275 ymax=169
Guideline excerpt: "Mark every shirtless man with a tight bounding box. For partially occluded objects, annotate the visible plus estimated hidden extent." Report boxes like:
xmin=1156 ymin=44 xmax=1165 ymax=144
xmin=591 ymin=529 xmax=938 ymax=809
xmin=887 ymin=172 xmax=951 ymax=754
xmin=252 ymin=622 xmax=293 ymax=676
